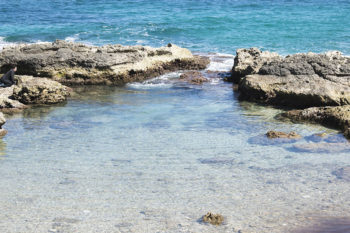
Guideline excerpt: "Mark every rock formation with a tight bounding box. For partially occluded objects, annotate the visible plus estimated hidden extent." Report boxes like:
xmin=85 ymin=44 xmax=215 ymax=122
xmin=231 ymin=48 xmax=350 ymax=138
xmin=266 ymin=130 xmax=301 ymax=139
xmin=179 ymin=71 xmax=208 ymax=84
xmin=0 ymin=76 xmax=70 ymax=111
xmin=282 ymin=106 xmax=350 ymax=138
xmin=234 ymin=49 xmax=350 ymax=108
xmin=0 ymin=40 xmax=209 ymax=85
xmin=202 ymin=212 xmax=224 ymax=226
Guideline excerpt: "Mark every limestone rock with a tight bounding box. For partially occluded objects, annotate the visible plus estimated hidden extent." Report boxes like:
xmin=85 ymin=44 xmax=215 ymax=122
xmin=233 ymin=49 xmax=350 ymax=108
xmin=239 ymin=74 xmax=350 ymax=108
xmin=231 ymin=48 xmax=281 ymax=83
xmin=12 ymin=76 xmax=70 ymax=104
xmin=0 ymin=86 xmax=26 ymax=110
xmin=0 ymin=112 xmax=6 ymax=128
xmin=0 ymin=40 xmax=209 ymax=85
xmin=282 ymin=105 xmax=350 ymax=138
xmin=202 ymin=212 xmax=224 ymax=226
xmin=266 ymin=130 xmax=301 ymax=139
xmin=179 ymin=71 xmax=208 ymax=84
xmin=0 ymin=129 xmax=7 ymax=137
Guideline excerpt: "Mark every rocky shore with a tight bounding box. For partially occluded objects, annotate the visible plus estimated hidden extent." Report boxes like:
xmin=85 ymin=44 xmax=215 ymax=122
xmin=230 ymin=48 xmax=350 ymax=138
xmin=0 ymin=41 xmax=210 ymax=134
xmin=0 ymin=40 xmax=209 ymax=86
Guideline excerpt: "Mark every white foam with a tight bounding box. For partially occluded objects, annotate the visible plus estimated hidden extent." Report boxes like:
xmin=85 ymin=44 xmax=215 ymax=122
xmin=205 ymin=53 xmax=234 ymax=72
xmin=127 ymin=72 xmax=180 ymax=89
xmin=65 ymin=34 xmax=80 ymax=43
xmin=0 ymin=37 xmax=16 ymax=50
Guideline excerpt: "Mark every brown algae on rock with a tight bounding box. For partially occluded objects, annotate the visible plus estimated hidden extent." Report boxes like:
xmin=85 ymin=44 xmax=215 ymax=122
xmin=202 ymin=212 xmax=224 ymax=225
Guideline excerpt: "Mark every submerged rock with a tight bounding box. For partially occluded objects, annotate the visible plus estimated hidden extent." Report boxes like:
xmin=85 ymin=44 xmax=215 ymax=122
xmin=266 ymin=130 xmax=301 ymax=139
xmin=291 ymin=142 xmax=350 ymax=153
xmin=202 ymin=212 xmax=224 ymax=226
xmin=283 ymin=106 xmax=350 ymax=138
xmin=332 ymin=166 xmax=350 ymax=181
xmin=0 ymin=40 xmax=209 ymax=85
xmin=179 ymin=71 xmax=209 ymax=84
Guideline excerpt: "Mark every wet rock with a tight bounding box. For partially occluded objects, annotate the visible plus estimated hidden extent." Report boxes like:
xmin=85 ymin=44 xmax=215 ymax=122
xmin=266 ymin=130 xmax=301 ymax=139
xmin=0 ymin=112 xmax=7 ymax=137
xmin=0 ymin=129 xmax=7 ymax=137
xmin=231 ymin=48 xmax=281 ymax=83
xmin=202 ymin=212 xmax=224 ymax=225
xmin=12 ymin=76 xmax=70 ymax=104
xmin=0 ymin=86 xmax=26 ymax=110
xmin=0 ymin=40 xmax=209 ymax=85
xmin=179 ymin=71 xmax=209 ymax=84
xmin=332 ymin=166 xmax=350 ymax=181
xmin=0 ymin=112 xmax=5 ymax=128
xmin=283 ymin=106 xmax=350 ymax=138
xmin=234 ymin=49 xmax=350 ymax=108
xmin=291 ymin=142 xmax=350 ymax=153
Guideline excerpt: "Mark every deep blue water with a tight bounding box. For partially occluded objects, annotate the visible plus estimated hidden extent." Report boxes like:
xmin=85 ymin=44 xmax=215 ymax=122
xmin=0 ymin=0 xmax=349 ymax=54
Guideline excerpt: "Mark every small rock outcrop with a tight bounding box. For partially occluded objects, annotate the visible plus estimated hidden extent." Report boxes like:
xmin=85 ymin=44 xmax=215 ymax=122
xmin=0 ymin=40 xmax=209 ymax=85
xmin=0 ymin=112 xmax=7 ymax=137
xmin=266 ymin=130 xmax=301 ymax=139
xmin=0 ymin=76 xmax=70 ymax=111
xmin=282 ymin=106 xmax=350 ymax=138
xmin=179 ymin=71 xmax=209 ymax=84
xmin=12 ymin=76 xmax=70 ymax=104
xmin=202 ymin=212 xmax=224 ymax=226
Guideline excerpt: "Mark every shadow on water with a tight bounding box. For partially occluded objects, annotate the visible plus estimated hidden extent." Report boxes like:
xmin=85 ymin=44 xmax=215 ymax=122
xmin=293 ymin=217 xmax=350 ymax=233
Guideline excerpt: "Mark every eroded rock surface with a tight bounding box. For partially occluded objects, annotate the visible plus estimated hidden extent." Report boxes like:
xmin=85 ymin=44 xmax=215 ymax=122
xmin=0 ymin=112 xmax=7 ymax=136
xmin=202 ymin=212 xmax=224 ymax=226
xmin=233 ymin=49 xmax=350 ymax=108
xmin=0 ymin=40 xmax=209 ymax=85
xmin=179 ymin=71 xmax=208 ymax=84
xmin=266 ymin=130 xmax=301 ymax=139
xmin=283 ymin=106 xmax=350 ymax=138
xmin=231 ymin=48 xmax=281 ymax=83
xmin=0 ymin=76 xmax=69 ymax=111
xmin=12 ymin=76 xmax=70 ymax=104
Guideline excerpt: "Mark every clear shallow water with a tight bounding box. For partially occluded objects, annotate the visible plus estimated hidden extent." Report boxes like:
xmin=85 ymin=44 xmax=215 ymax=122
xmin=0 ymin=0 xmax=350 ymax=54
xmin=0 ymin=1 xmax=350 ymax=232
xmin=0 ymin=57 xmax=350 ymax=232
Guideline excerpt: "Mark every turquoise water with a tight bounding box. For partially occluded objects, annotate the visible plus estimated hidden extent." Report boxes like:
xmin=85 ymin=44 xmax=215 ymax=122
xmin=1 ymin=1 xmax=350 ymax=232
xmin=0 ymin=0 xmax=350 ymax=54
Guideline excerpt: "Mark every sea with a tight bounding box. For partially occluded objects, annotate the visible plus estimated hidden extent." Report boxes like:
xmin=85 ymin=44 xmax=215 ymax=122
xmin=0 ymin=1 xmax=349 ymax=232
